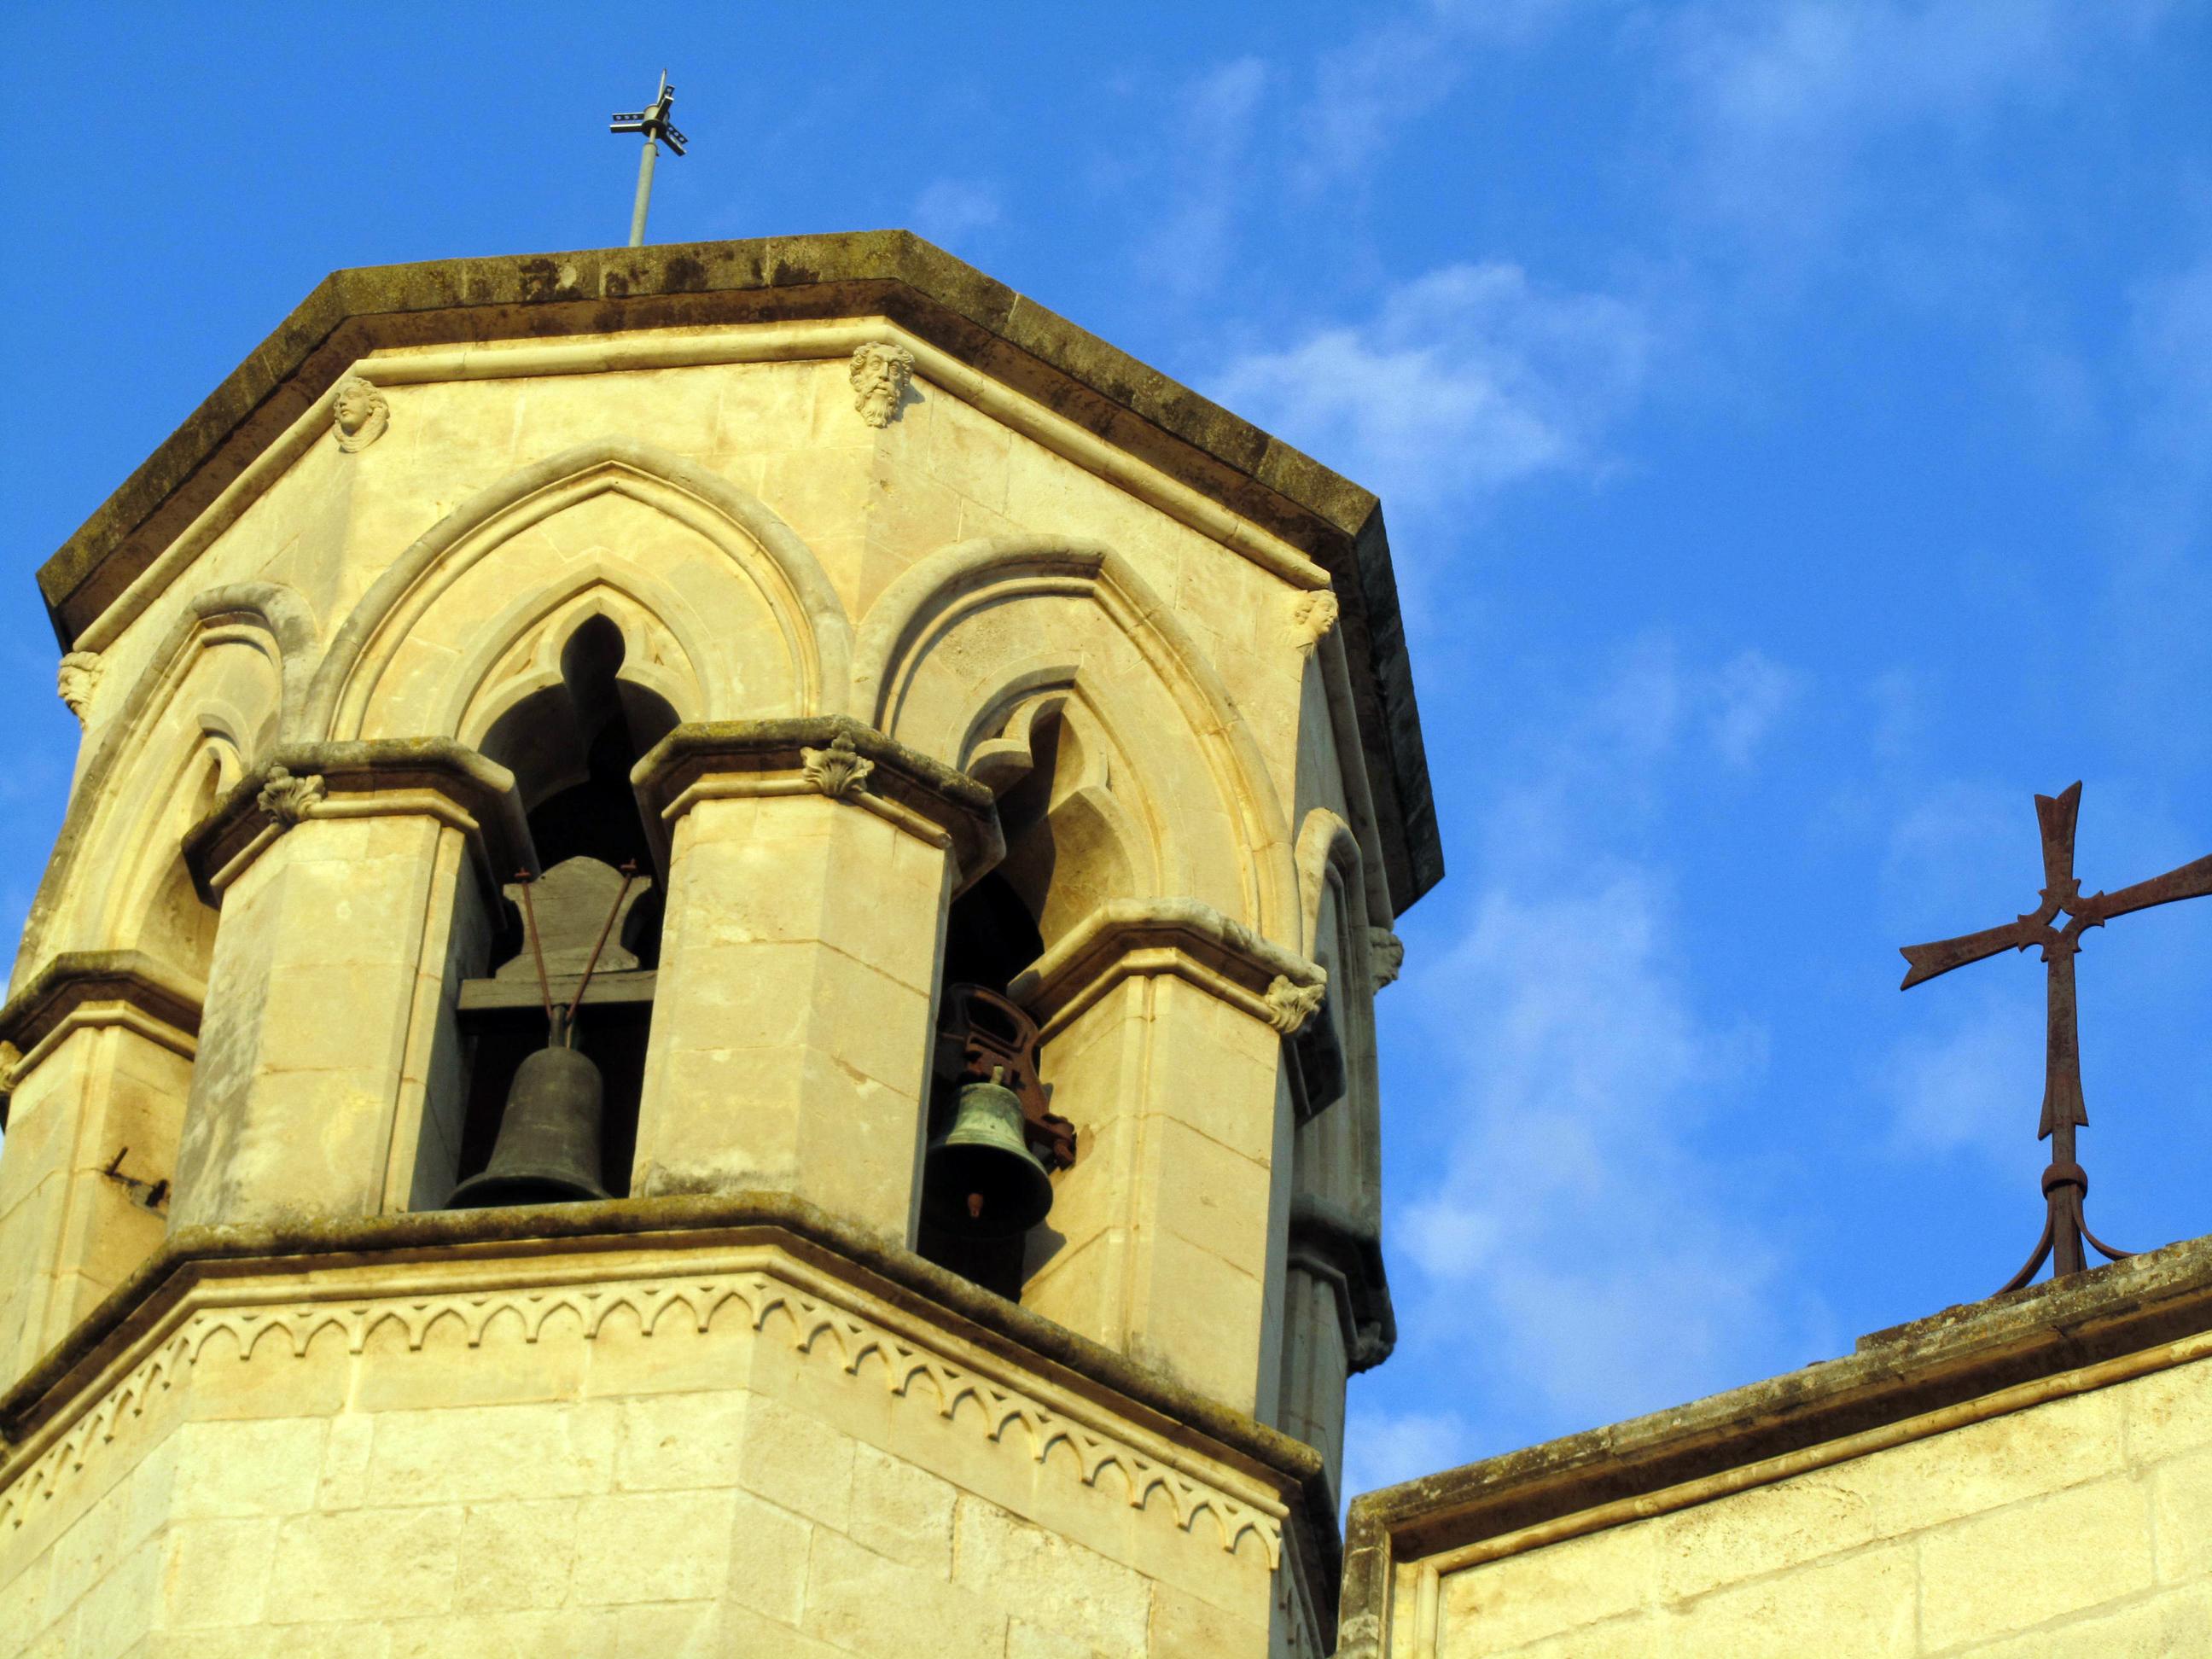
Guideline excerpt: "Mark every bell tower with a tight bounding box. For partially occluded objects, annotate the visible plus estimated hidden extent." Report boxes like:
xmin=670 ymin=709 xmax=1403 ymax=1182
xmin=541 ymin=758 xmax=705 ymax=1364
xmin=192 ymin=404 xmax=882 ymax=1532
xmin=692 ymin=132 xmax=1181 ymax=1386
xmin=0 ymin=235 xmax=1440 ymax=1655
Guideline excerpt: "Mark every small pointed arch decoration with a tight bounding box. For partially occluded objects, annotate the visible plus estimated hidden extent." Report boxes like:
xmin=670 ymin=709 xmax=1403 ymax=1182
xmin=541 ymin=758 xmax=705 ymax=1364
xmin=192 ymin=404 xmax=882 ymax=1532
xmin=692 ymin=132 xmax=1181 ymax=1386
xmin=436 ymin=565 xmax=711 ymax=749
xmin=12 ymin=584 xmax=315 ymax=987
xmin=304 ymin=439 xmax=852 ymax=742
xmin=958 ymin=673 xmax=1162 ymax=952
xmin=852 ymin=535 xmax=1300 ymax=946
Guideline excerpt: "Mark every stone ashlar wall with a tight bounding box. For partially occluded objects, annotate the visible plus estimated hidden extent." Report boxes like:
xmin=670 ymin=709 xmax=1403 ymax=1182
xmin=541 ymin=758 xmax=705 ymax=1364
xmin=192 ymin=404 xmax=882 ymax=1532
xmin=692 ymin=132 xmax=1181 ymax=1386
xmin=1427 ymin=1346 xmax=2209 ymax=1658
xmin=0 ymin=1240 xmax=1298 ymax=1658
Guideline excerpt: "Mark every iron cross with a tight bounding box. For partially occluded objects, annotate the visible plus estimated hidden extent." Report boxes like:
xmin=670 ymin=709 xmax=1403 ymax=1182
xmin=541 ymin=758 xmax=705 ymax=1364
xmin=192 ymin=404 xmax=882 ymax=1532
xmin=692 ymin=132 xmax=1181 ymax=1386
xmin=609 ymin=72 xmax=688 ymax=248
xmin=1901 ymin=782 xmax=2212 ymax=1292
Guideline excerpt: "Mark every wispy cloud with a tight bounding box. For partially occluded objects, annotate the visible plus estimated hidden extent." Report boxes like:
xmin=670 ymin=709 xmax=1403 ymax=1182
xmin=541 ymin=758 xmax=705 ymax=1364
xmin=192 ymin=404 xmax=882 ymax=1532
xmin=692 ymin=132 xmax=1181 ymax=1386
xmin=1668 ymin=0 xmax=2176 ymax=241
xmin=1136 ymin=57 xmax=1271 ymax=300
xmin=1374 ymin=640 xmax=1811 ymax=1454
xmin=910 ymin=178 xmax=1002 ymax=251
xmin=1881 ymin=981 xmax=2040 ymax=1161
xmin=1301 ymin=0 xmax=1575 ymax=184
xmin=1342 ymin=1406 xmax=1470 ymax=1504
xmin=1210 ymin=263 xmax=1650 ymax=512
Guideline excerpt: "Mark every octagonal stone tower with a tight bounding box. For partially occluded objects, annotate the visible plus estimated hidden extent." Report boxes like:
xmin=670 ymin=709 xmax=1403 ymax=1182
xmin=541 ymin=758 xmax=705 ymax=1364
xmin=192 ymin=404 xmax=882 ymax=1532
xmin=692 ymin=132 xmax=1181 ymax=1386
xmin=0 ymin=234 xmax=1439 ymax=1656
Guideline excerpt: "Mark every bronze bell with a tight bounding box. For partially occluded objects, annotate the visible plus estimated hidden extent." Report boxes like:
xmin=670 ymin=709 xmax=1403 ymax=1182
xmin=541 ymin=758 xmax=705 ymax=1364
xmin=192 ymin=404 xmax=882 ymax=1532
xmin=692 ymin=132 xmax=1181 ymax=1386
xmin=923 ymin=1071 xmax=1055 ymax=1240
xmin=450 ymin=1036 xmax=612 ymax=1208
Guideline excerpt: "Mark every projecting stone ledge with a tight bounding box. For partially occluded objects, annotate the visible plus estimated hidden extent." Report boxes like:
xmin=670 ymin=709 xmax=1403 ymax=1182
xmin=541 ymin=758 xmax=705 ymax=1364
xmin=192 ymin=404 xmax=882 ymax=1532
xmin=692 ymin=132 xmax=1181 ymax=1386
xmin=1342 ymin=1232 xmax=2212 ymax=1658
xmin=0 ymin=1191 xmax=1346 ymax=1654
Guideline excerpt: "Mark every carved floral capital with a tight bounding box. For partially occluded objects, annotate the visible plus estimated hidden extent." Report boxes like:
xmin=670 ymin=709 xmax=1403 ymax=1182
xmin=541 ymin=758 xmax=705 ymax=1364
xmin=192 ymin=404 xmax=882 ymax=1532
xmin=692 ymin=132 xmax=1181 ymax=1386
xmin=800 ymin=732 xmax=875 ymax=800
xmin=1264 ymin=974 xmax=1328 ymax=1036
xmin=255 ymin=765 xmax=327 ymax=826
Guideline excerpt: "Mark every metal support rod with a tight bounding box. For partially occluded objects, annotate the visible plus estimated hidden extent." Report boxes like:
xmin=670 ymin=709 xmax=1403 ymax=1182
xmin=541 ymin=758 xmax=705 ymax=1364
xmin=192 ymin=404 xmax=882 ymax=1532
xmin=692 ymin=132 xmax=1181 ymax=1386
xmin=609 ymin=72 xmax=687 ymax=250
xmin=629 ymin=138 xmax=659 ymax=247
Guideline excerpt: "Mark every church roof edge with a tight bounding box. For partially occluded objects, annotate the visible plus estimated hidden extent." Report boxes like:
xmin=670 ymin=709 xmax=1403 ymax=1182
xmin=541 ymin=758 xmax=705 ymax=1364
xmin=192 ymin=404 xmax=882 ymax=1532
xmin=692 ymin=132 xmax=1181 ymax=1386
xmin=36 ymin=230 xmax=1442 ymax=910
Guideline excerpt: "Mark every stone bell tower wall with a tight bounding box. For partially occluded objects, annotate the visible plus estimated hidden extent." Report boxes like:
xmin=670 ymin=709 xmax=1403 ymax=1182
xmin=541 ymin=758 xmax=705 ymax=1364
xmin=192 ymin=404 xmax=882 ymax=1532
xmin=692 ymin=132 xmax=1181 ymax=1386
xmin=0 ymin=1202 xmax=1328 ymax=1655
xmin=1 ymin=237 xmax=1439 ymax=1656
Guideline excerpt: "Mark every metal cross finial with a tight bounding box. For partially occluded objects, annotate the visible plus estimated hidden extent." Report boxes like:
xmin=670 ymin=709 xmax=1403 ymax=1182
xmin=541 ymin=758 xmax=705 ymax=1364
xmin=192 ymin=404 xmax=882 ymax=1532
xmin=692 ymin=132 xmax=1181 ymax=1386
xmin=609 ymin=71 xmax=688 ymax=248
xmin=1901 ymin=781 xmax=2212 ymax=1294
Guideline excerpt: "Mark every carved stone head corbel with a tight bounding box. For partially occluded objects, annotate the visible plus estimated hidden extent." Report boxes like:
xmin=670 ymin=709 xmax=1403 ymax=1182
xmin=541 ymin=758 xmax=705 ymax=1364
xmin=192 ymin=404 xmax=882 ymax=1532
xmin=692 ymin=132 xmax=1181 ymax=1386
xmin=331 ymin=375 xmax=390 ymax=452
xmin=849 ymin=342 xmax=916 ymax=428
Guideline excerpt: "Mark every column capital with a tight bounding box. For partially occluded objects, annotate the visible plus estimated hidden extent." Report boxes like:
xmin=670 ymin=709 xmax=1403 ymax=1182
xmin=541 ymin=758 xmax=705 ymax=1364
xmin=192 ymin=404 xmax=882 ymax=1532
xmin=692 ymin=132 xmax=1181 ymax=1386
xmin=0 ymin=950 xmax=204 ymax=1123
xmin=632 ymin=717 xmax=1004 ymax=886
xmin=183 ymin=739 xmax=533 ymax=901
xmin=1008 ymin=899 xmax=1326 ymax=1042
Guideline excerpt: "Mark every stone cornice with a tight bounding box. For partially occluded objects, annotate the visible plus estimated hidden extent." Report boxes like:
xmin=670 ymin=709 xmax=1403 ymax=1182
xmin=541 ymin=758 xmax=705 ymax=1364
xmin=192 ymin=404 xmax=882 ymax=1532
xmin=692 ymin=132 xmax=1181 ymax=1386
xmin=182 ymin=738 xmax=533 ymax=900
xmin=1007 ymin=899 xmax=1327 ymax=1042
xmin=0 ymin=951 xmax=204 ymax=1121
xmin=632 ymin=716 xmax=1004 ymax=887
xmin=1336 ymin=1230 xmax=2212 ymax=1657
xmin=0 ymin=1189 xmax=1341 ymax=1619
xmin=32 ymin=231 xmax=1440 ymax=916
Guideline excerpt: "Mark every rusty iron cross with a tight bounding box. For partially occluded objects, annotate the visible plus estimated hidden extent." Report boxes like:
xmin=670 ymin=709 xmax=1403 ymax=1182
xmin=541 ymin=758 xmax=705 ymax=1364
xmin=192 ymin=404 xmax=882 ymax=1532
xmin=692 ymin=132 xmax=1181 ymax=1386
xmin=1901 ymin=782 xmax=2212 ymax=1293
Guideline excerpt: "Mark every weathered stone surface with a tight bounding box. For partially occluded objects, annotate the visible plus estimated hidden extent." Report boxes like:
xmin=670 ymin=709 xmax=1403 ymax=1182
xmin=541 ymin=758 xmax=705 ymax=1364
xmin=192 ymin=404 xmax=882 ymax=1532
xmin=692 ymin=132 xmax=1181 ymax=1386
xmin=1346 ymin=1231 xmax=2212 ymax=1657
xmin=0 ymin=1221 xmax=1319 ymax=1654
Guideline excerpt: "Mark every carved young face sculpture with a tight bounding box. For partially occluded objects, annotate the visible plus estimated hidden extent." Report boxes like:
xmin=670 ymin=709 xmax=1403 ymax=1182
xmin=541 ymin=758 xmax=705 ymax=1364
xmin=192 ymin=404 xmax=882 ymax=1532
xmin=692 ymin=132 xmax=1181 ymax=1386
xmin=331 ymin=377 xmax=389 ymax=451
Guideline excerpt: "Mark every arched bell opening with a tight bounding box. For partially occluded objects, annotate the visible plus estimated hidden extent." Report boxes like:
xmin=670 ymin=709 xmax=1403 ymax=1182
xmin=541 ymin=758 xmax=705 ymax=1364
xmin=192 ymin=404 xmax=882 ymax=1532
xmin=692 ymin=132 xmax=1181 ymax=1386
xmin=917 ymin=872 xmax=1049 ymax=1298
xmin=447 ymin=615 xmax=676 ymax=1208
xmin=917 ymin=707 xmax=1122 ymax=1300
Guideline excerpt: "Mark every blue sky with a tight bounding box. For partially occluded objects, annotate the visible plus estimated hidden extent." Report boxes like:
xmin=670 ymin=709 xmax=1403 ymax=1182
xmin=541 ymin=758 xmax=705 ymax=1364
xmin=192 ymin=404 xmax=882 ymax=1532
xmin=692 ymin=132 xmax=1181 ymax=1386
xmin=4 ymin=3 xmax=2208 ymax=1497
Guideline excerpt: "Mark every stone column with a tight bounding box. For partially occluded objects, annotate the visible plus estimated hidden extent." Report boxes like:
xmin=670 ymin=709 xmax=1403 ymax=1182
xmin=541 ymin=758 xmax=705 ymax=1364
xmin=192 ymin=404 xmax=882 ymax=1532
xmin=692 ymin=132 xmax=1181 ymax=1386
xmin=1007 ymin=899 xmax=1326 ymax=1415
xmin=167 ymin=742 xmax=530 ymax=1231
xmin=0 ymin=953 xmax=200 ymax=1386
xmin=631 ymin=718 xmax=1000 ymax=1243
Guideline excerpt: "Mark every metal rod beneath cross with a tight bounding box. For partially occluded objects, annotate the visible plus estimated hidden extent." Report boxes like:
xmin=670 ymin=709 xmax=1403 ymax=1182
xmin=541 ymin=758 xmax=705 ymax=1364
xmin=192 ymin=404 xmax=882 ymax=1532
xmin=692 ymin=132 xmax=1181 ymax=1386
xmin=609 ymin=71 xmax=688 ymax=248
xmin=1899 ymin=780 xmax=2212 ymax=1295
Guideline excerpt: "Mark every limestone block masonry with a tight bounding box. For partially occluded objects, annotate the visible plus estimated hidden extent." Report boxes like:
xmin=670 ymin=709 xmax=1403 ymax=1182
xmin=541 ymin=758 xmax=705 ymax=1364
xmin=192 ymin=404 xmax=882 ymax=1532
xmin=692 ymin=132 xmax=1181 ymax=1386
xmin=0 ymin=233 xmax=1442 ymax=1655
xmin=0 ymin=1202 xmax=1331 ymax=1656
xmin=1342 ymin=1234 xmax=2212 ymax=1659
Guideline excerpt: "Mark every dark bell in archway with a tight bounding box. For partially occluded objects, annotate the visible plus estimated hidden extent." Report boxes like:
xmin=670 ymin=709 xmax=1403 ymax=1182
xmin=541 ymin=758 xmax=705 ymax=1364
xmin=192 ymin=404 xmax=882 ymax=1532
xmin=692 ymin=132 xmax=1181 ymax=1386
xmin=450 ymin=1043 xmax=612 ymax=1208
xmin=922 ymin=1076 xmax=1055 ymax=1240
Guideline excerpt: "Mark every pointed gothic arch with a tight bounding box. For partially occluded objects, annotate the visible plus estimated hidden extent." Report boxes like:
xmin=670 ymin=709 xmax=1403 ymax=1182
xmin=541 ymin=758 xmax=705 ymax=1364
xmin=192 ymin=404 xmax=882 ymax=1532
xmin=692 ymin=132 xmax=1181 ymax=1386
xmin=12 ymin=584 xmax=314 ymax=988
xmin=305 ymin=439 xmax=852 ymax=742
xmin=851 ymin=535 xmax=1300 ymax=946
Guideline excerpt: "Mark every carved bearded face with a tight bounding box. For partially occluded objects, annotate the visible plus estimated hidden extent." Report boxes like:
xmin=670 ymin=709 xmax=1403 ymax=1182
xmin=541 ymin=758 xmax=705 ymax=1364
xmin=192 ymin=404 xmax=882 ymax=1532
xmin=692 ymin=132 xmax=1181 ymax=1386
xmin=847 ymin=343 xmax=914 ymax=428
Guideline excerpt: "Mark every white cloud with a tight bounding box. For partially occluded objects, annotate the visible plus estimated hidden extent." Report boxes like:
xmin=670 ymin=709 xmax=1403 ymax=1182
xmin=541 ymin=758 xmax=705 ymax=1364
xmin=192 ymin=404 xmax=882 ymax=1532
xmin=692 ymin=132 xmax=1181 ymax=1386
xmin=1882 ymin=982 xmax=2041 ymax=1161
xmin=910 ymin=178 xmax=1001 ymax=250
xmin=1382 ymin=642 xmax=1809 ymax=1439
xmin=1301 ymin=0 xmax=1575 ymax=184
xmin=1340 ymin=1406 xmax=1470 ymax=1503
xmin=1136 ymin=58 xmax=1271 ymax=300
xmin=1210 ymin=263 xmax=1649 ymax=512
xmin=1396 ymin=870 xmax=1779 ymax=1428
xmin=1707 ymin=649 xmax=1802 ymax=767
xmin=1668 ymin=0 xmax=2175 ymax=239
